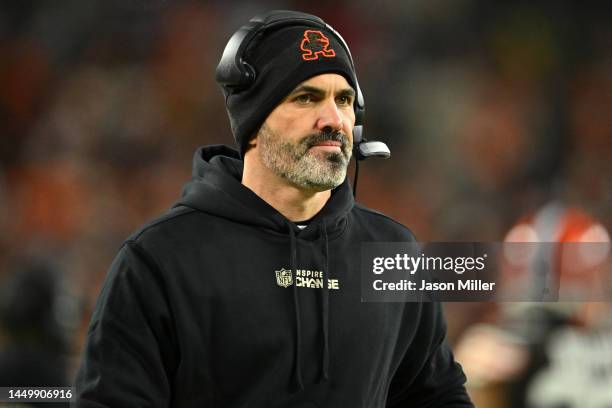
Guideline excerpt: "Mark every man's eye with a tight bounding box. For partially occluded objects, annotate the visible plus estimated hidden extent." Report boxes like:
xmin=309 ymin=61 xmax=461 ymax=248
xmin=337 ymin=95 xmax=353 ymax=106
xmin=295 ymin=94 xmax=312 ymax=103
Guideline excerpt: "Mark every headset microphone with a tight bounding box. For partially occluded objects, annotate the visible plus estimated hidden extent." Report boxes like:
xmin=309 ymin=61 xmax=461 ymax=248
xmin=356 ymin=140 xmax=391 ymax=160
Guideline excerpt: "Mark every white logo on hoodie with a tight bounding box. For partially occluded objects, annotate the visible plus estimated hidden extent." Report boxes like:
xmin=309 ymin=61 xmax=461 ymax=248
xmin=275 ymin=268 xmax=293 ymax=288
xmin=274 ymin=268 xmax=339 ymax=289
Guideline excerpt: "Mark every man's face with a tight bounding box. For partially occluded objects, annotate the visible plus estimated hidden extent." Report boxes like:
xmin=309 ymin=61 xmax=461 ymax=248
xmin=253 ymin=73 xmax=355 ymax=191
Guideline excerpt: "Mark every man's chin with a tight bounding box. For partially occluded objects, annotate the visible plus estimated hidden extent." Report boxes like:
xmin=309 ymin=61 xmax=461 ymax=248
xmin=298 ymin=176 xmax=346 ymax=192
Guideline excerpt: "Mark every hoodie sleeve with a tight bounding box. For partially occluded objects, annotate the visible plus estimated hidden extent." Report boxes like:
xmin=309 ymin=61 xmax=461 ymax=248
xmin=74 ymin=241 xmax=177 ymax=408
xmin=386 ymin=301 xmax=474 ymax=408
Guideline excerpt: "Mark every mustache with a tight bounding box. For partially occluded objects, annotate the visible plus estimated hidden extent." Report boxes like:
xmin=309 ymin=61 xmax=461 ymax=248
xmin=302 ymin=130 xmax=350 ymax=151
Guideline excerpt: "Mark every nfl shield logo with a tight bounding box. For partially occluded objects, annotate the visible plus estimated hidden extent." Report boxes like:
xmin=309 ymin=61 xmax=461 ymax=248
xmin=275 ymin=268 xmax=293 ymax=288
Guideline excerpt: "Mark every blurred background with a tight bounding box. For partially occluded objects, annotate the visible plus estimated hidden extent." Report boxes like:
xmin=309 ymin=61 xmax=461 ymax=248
xmin=0 ymin=0 xmax=610 ymax=406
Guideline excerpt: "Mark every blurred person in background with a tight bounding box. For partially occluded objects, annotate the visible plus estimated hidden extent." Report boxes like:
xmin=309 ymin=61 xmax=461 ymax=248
xmin=0 ymin=259 xmax=74 ymax=407
xmin=454 ymin=204 xmax=612 ymax=408
xmin=74 ymin=10 xmax=472 ymax=408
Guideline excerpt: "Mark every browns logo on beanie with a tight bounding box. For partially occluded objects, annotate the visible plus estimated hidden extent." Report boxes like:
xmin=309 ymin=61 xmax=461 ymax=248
xmin=217 ymin=23 xmax=359 ymax=157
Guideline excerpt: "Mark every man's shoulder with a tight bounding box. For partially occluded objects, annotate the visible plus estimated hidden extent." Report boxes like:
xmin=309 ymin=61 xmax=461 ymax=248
xmin=125 ymin=205 xmax=200 ymax=246
xmin=351 ymin=203 xmax=418 ymax=242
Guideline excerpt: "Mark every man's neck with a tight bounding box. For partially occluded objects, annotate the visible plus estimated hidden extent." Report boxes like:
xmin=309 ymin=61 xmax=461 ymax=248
xmin=242 ymin=161 xmax=331 ymax=223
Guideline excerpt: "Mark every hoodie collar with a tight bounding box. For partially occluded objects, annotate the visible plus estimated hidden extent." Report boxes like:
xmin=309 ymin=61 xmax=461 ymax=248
xmin=174 ymin=145 xmax=354 ymax=240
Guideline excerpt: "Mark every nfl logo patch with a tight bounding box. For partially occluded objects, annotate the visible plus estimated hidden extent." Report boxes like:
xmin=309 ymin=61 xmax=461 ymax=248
xmin=275 ymin=268 xmax=293 ymax=288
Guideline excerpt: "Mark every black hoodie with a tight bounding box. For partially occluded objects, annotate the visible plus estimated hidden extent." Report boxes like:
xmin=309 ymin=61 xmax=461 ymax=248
xmin=75 ymin=145 xmax=473 ymax=407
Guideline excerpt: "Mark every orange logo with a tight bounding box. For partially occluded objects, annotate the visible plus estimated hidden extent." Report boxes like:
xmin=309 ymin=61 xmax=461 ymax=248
xmin=300 ymin=30 xmax=336 ymax=61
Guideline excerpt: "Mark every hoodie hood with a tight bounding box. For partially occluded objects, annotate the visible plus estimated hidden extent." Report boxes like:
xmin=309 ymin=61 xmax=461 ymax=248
xmin=174 ymin=145 xmax=354 ymax=240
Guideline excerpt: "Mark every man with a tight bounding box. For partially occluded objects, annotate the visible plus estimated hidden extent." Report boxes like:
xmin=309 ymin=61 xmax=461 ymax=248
xmin=75 ymin=10 xmax=473 ymax=407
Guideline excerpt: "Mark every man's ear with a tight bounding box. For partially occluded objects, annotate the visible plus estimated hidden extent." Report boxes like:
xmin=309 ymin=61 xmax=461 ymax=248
xmin=243 ymin=133 xmax=257 ymax=156
xmin=248 ymin=129 xmax=259 ymax=148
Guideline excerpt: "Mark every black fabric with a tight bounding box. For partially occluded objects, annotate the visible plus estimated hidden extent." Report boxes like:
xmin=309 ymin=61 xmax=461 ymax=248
xmin=74 ymin=145 xmax=473 ymax=407
xmin=219 ymin=24 xmax=358 ymax=157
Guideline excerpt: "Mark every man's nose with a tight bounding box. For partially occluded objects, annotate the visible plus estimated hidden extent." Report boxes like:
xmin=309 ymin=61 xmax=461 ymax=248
xmin=316 ymin=99 xmax=343 ymax=131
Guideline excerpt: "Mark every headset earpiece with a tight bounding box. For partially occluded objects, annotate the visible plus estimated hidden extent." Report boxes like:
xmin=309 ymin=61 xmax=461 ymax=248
xmin=215 ymin=22 xmax=261 ymax=89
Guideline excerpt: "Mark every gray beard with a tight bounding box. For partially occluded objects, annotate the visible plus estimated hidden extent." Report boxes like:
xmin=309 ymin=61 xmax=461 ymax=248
xmin=258 ymin=124 xmax=352 ymax=191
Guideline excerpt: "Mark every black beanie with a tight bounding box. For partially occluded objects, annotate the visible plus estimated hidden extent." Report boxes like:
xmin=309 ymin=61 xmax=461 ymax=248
xmin=218 ymin=23 xmax=358 ymax=157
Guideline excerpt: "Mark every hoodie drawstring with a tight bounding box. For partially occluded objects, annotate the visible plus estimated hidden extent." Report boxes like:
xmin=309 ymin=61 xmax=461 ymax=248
xmin=321 ymin=220 xmax=330 ymax=382
xmin=287 ymin=220 xmax=331 ymax=391
xmin=288 ymin=223 xmax=304 ymax=391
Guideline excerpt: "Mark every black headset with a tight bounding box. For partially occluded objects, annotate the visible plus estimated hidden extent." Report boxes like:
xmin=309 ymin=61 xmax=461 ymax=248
xmin=215 ymin=10 xmax=391 ymax=164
